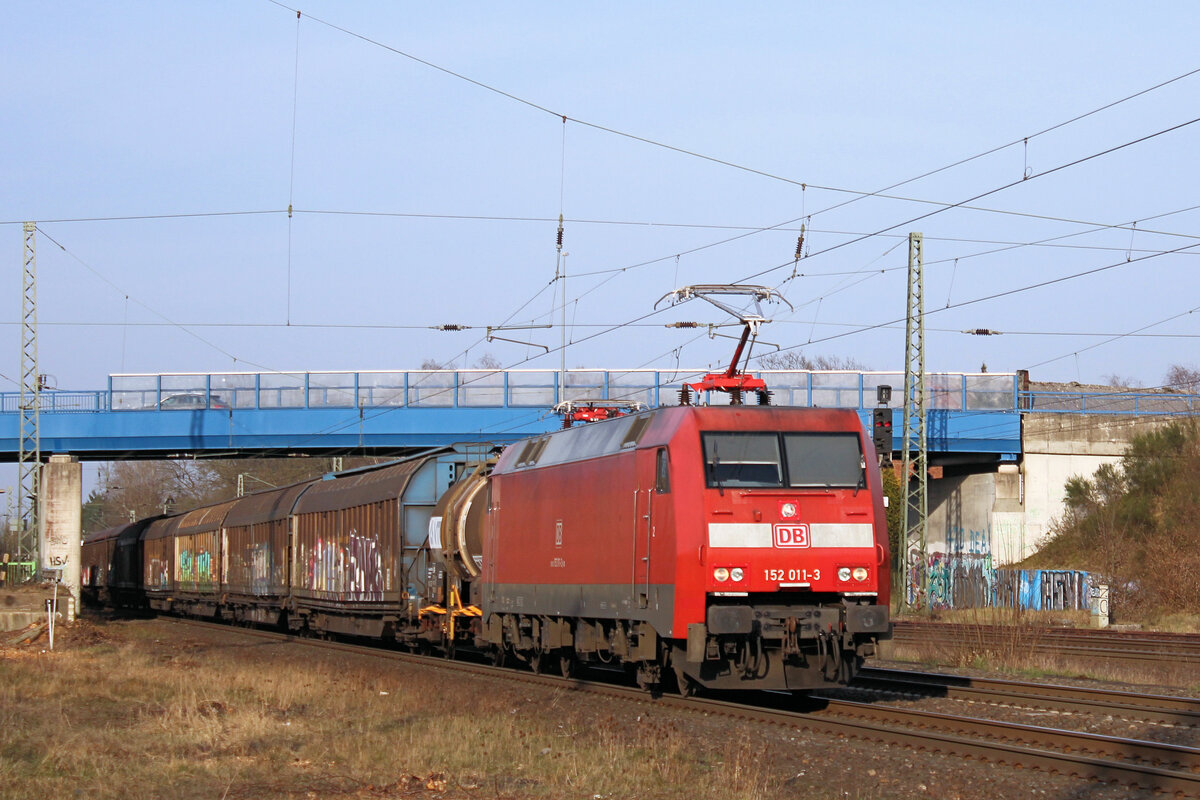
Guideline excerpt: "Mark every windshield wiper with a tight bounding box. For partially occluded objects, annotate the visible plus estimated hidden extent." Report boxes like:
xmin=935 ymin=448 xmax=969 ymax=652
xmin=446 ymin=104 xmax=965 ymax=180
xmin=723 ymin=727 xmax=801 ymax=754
xmin=711 ymin=444 xmax=725 ymax=496
xmin=853 ymin=466 xmax=866 ymax=497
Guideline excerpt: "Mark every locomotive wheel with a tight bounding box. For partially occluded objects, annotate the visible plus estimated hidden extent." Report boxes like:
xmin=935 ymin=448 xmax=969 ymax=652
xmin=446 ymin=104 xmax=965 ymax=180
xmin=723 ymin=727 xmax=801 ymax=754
xmin=673 ymin=665 xmax=697 ymax=697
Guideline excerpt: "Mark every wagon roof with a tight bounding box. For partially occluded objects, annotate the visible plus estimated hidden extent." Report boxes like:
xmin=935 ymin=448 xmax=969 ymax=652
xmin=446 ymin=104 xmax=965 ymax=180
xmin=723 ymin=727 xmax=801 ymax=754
xmin=292 ymin=458 xmax=424 ymax=514
xmin=83 ymin=524 xmax=130 ymax=544
xmin=224 ymin=482 xmax=312 ymax=528
xmin=176 ymin=500 xmax=238 ymax=535
xmin=143 ymin=515 xmax=184 ymax=542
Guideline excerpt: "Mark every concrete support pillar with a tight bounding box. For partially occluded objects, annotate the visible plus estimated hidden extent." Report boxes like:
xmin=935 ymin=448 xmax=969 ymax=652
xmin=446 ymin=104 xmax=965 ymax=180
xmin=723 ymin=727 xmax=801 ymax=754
xmin=39 ymin=455 xmax=81 ymax=622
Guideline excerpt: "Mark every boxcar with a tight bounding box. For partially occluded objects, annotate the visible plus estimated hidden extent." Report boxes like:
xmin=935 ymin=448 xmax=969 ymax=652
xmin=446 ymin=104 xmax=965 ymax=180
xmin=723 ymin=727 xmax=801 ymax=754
xmin=174 ymin=501 xmax=236 ymax=617
xmin=221 ymin=483 xmax=310 ymax=627
xmin=288 ymin=453 xmax=461 ymax=639
xmin=81 ymin=526 xmax=119 ymax=606
xmin=143 ymin=516 xmax=182 ymax=612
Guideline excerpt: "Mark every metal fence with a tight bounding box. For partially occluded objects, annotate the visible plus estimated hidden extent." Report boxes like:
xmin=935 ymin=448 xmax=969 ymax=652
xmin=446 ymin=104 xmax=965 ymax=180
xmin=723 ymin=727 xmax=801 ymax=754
xmin=1 ymin=561 xmax=38 ymax=586
xmin=1023 ymin=390 xmax=1199 ymax=414
xmin=2 ymin=371 xmax=1197 ymax=416
xmin=0 ymin=370 xmax=1020 ymax=413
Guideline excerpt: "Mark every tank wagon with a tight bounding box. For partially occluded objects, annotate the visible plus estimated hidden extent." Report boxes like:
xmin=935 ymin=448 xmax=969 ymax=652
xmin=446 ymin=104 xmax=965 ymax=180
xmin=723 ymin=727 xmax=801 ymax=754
xmin=84 ymin=405 xmax=891 ymax=693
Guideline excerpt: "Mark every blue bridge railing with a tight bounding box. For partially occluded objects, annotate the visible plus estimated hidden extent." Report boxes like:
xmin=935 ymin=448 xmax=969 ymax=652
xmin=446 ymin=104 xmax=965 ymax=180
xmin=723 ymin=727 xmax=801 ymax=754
xmin=0 ymin=370 xmax=1195 ymax=416
xmin=0 ymin=370 xmax=1018 ymax=414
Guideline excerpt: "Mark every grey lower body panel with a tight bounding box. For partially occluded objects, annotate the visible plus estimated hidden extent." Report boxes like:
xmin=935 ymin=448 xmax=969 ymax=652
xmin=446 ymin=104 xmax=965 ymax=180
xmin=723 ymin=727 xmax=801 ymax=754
xmin=483 ymin=582 xmax=676 ymax=638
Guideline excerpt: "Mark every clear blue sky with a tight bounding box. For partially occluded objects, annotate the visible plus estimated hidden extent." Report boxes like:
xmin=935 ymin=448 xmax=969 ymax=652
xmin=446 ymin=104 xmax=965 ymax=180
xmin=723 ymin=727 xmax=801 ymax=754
xmin=3 ymin=1 xmax=1198 ymax=396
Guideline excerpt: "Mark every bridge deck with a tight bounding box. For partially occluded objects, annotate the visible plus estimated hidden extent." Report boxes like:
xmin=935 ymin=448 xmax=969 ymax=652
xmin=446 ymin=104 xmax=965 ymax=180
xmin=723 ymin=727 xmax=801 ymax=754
xmin=1 ymin=369 xmax=1190 ymax=461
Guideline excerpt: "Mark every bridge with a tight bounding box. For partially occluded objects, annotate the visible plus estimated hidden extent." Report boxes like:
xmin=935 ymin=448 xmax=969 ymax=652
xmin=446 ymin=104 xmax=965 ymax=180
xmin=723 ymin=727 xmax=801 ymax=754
xmin=0 ymin=368 xmax=1195 ymax=462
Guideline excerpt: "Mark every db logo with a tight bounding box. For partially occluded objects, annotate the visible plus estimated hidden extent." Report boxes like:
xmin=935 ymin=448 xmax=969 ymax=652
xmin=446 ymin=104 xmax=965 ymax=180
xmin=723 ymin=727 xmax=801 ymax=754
xmin=773 ymin=523 xmax=810 ymax=548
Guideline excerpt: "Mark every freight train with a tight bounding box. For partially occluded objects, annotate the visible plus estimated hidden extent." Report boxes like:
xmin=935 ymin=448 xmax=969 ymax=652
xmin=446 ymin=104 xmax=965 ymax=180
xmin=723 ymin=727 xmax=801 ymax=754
xmin=82 ymin=404 xmax=891 ymax=693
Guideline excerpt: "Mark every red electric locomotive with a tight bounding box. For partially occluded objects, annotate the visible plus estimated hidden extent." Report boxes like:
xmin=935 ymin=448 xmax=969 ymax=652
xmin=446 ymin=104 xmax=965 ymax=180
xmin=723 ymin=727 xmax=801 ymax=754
xmin=440 ymin=404 xmax=891 ymax=692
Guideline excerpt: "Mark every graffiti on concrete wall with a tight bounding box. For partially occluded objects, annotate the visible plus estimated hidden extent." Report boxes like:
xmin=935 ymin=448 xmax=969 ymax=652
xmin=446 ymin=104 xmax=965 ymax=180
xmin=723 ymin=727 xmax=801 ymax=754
xmin=905 ymin=522 xmax=1091 ymax=611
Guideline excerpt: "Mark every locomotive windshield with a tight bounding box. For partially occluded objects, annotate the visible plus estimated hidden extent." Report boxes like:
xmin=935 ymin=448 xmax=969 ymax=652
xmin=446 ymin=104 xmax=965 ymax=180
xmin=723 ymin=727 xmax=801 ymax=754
xmin=703 ymin=431 xmax=864 ymax=488
xmin=702 ymin=433 xmax=782 ymax=487
xmin=783 ymin=432 xmax=865 ymax=487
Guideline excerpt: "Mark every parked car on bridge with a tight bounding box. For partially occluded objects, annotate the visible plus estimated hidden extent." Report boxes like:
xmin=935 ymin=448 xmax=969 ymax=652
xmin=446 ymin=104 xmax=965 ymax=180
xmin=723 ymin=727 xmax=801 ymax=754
xmin=158 ymin=393 xmax=230 ymax=410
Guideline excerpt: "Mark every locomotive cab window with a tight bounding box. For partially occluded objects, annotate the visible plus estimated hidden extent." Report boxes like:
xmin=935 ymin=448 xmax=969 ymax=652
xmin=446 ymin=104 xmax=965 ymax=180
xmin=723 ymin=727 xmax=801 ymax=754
xmin=702 ymin=433 xmax=783 ymax=487
xmin=784 ymin=432 xmax=865 ymax=488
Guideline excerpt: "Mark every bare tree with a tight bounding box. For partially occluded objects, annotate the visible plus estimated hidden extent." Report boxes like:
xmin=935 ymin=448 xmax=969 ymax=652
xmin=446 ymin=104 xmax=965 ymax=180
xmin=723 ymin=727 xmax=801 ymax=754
xmin=1165 ymin=363 xmax=1200 ymax=393
xmin=757 ymin=351 xmax=868 ymax=371
xmin=472 ymin=352 xmax=502 ymax=370
xmin=1102 ymin=373 xmax=1141 ymax=389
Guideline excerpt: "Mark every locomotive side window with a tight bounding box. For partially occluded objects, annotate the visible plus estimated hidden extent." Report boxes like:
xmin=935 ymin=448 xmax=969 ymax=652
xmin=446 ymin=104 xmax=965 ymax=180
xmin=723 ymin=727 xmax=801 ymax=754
xmin=702 ymin=433 xmax=783 ymax=487
xmin=783 ymin=432 xmax=865 ymax=487
xmin=655 ymin=447 xmax=671 ymax=493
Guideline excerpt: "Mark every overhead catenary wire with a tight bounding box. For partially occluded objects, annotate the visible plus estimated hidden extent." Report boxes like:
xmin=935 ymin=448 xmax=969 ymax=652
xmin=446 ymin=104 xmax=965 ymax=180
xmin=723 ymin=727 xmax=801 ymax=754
xmin=8 ymin=318 xmax=1198 ymax=341
xmin=1023 ymin=304 xmax=1200 ymax=371
xmin=220 ymin=237 xmax=1200 ymax=457
xmin=7 ymin=7 xmax=1190 ymax=407
xmin=33 ymin=226 xmax=281 ymax=373
xmin=757 ymin=240 xmax=1200 ymax=365
xmin=262 ymin=1 xmax=1200 ymax=219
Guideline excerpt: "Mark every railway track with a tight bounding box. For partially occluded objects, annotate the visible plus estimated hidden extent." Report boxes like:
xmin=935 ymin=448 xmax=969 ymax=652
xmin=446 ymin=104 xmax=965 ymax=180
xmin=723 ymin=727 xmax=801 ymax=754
xmin=852 ymin=666 xmax=1200 ymax=725
xmin=890 ymin=620 xmax=1200 ymax=667
xmin=169 ymin=617 xmax=1200 ymax=796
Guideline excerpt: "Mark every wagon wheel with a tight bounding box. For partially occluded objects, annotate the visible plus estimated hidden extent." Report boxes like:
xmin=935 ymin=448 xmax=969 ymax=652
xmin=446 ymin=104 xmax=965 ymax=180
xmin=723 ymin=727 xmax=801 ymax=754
xmin=491 ymin=645 xmax=508 ymax=669
xmin=559 ymin=653 xmax=576 ymax=679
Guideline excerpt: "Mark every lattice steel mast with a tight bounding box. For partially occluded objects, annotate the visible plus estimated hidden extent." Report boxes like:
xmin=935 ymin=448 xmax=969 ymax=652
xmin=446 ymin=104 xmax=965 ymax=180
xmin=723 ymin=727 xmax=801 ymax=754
xmin=17 ymin=222 xmax=41 ymax=567
xmin=901 ymin=232 xmax=928 ymax=612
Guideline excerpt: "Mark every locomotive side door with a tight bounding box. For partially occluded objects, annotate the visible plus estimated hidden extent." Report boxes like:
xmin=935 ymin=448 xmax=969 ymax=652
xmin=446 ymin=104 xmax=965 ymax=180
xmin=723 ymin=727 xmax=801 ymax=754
xmin=633 ymin=446 xmax=672 ymax=611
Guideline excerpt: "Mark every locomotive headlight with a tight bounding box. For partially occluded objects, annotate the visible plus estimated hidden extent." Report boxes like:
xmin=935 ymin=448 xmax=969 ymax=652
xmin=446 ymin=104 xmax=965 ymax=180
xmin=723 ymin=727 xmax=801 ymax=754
xmin=780 ymin=502 xmax=797 ymax=518
xmin=837 ymin=567 xmax=852 ymax=582
xmin=714 ymin=568 xmax=730 ymax=582
xmin=852 ymin=567 xmax=869 ymax=582
xmin=730 ymin=567 xmax=744 ymax=582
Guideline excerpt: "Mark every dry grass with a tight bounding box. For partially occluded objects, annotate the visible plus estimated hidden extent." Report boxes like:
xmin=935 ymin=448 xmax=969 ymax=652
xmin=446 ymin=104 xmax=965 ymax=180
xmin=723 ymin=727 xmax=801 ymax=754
xmin=0 ymin=619 xmax=874 ymax=800
xmin=898 ymin=607 xmax=1094 ymax=629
